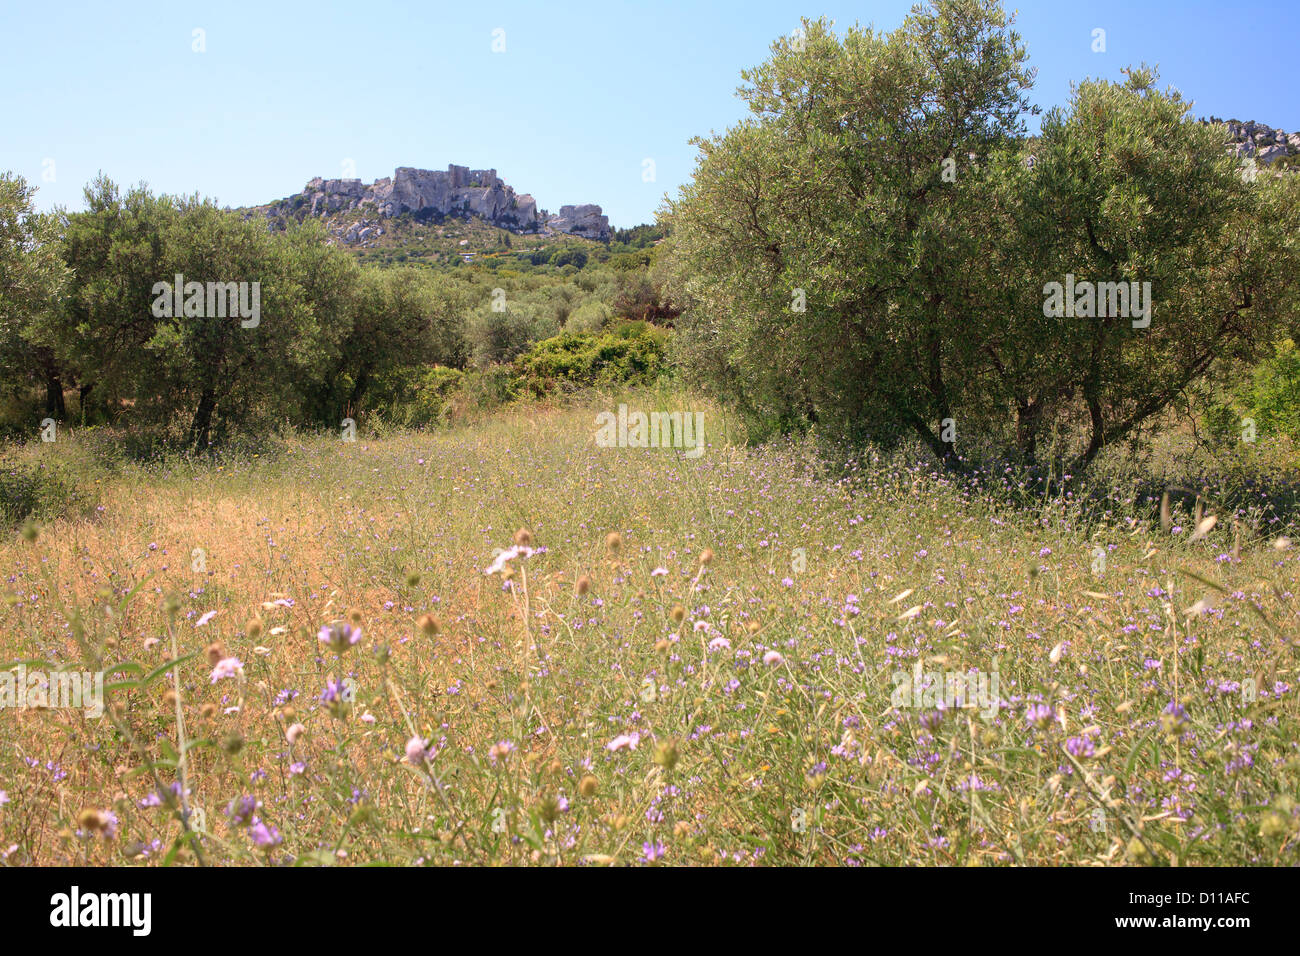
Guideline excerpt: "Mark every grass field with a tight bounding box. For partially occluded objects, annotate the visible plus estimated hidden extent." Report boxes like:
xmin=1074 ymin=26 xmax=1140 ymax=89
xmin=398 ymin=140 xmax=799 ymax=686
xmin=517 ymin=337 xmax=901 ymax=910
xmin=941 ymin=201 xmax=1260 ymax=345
xmin=1 ymin=396 xmax=1297 ymax=866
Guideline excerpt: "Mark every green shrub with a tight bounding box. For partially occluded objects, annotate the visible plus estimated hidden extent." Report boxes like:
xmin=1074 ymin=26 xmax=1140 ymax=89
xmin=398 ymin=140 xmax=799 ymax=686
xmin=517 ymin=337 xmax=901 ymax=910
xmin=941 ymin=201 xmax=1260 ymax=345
xmin=0 ymin=454 xmax=95 ymax=526
xmin=517 ymin=323 xmax=670 ymax=394
xmin=1204 ymin=339 xmax=1300 ymax=443
xmin=368 ymin=366 xmax=466 ymax=428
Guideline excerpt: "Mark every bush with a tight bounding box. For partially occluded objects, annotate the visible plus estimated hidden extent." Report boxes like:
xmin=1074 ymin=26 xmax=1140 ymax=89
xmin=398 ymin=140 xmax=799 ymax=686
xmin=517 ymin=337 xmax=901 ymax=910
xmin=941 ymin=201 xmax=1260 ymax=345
xmin=517 ymin=322 xmax=670 ymax=394
xmin=1204 ymin=339 xmax=1300 ymax=443
xmin=0 ymin=454 xmax=95 ymax=526
xmin=368 ymin=366 xmax=465 ymax=428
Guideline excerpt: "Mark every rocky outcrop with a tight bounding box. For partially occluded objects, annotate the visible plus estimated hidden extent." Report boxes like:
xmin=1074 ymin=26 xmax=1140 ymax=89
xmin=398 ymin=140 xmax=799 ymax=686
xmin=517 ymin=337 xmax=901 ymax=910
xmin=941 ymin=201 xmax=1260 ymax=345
xmin=250 ymin=164 xmax=606 ymax=245
xmin=545 ymin=204 xmax=610 ymax=241
xmin=1208 ymin=118 xmax=1300 ymax=167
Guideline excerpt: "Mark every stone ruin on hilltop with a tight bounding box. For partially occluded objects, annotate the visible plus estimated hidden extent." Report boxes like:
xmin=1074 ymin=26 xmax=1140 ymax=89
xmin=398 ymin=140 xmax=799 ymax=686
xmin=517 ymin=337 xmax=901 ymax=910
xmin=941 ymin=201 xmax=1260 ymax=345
xmin=263 ymin=164 xmax=610 ymax=245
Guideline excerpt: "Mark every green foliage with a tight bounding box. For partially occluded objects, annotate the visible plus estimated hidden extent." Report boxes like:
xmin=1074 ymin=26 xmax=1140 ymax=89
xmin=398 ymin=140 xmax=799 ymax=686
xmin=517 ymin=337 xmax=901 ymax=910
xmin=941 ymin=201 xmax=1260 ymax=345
xmin=0 ymin=173 xmax=70 ymax=419
xmin=0 ymin=454 xmax=93 ymax=525
xmin=1206 ymin=339 xmax=1300 ymax=442
xmin=666 ymin=2 xmax=1300 ymax=473
xmin=517 ymin=322 xmax=670 ymax=393
xmin=368 ymin=365 xmax=465 ymax=428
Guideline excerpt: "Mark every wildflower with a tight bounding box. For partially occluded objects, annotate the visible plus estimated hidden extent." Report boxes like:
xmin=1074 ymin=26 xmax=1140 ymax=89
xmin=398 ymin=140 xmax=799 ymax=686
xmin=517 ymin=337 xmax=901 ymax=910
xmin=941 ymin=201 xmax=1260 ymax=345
xmin=249 ymin=820 xmax=282 ymax=849
xmin=485 ymin=545 xmax=533 ymax=575
xmin=318 ymin=621 xmax=363 ymax=653
xmin=606 ymin=532 xmax=623 ymax=553
xmin=763 ymin=650 xmax=784 ymax=667
xmin=285 ymin=723 xmax=307 ymax=745
xmin=195 ymin=610 xmax=218 ymax=628
xmin=227 ymin=795 xmax=258 ymax=826
xmin=1065 ymin=736 xmax=1096 ymax=758
xmin=1025 ymin=703 xmax=1053 ymax=729
xmin=698 ymin=548 xmax=714 ymax=566
xmin=209 ymin=657 xmax=244 ymax=683
xmin=579 ymin=775 xmax=599 ymax=797
xmin=405 ymin=736 xmax=427 ymax=765
xmin=654 ymin=739 xmax=680 ymax=771
xmin=416 ymin=614 xmax=440 ymax=636
xmin=320 ymin=678 xmax=350 ymax=707
xmin=514 ymin=528 xmax=534 ymax=547
xmin=607 ymin=733 xmax=640 ymax=752
xmin=488 ymin=740 xmax=516 ymax=764
xmin=641 ymin=841 xmax=666 ymax=862
xmin=708 ymin=636 xmax=731 ymax=651
xmin=650 ymin=567 xmax=668 ymax=577
xmin=1160 ymin=702 xmax=1190 ymax=735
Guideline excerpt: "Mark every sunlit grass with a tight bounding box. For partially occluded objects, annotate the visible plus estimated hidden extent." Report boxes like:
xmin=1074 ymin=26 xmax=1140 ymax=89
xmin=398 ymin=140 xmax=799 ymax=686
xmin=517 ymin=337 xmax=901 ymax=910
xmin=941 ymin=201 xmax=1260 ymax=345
xmin=1 ymin=396 xmax=1297 ymax=866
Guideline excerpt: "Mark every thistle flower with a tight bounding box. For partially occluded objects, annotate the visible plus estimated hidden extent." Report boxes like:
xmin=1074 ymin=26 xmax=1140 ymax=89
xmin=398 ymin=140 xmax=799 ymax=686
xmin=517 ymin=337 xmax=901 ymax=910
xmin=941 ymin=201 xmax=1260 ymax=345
xmin=286 ymin=722 xmax=307 ymax=745
xmin=209 ymin=657 xmax=244 ymax=683
xmin=405 ymin=736 xmax=428 ymax=765
xmin=227 ymin=795 xmax=258 ymax=826
xmin=249 ymin=819 xmax=282 ymax=849
xmin=763 ymin=650 xmax=784 ymax=667
xmin=488 ymin=740 xmax=516 ymax=764
xmin=318 ymin=621 xmax=363 ymax=653
xmin=605 ymin=532 xmax=622 ymax=553
xmin=1025 ymin=703 xmax=1053 ymax=729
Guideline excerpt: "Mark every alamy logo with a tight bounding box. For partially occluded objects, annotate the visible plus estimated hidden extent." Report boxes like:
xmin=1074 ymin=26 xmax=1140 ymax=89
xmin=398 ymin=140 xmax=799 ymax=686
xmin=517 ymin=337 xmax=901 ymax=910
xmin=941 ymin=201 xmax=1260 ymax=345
xmin=150 ymin=273 xmax=261 ymax=328
xmin=891 ymin=659 xmax=1001 ymax=719
xmin=594 ymin=404 xmax=705 ymax=458
xmin=49 ymin=886 xmax=151 ymax=936
xmin=1 ymin=665 xmax=103 ymax=718
xmin=1042 ymin=273 xmax=1151 ymax=328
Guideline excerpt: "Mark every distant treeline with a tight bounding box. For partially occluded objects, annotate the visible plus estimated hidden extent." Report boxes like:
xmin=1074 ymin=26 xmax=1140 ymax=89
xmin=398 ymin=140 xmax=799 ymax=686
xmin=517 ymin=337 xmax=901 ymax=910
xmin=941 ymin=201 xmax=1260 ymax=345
xmin=0 ymin=175 xmax=678 ymax=447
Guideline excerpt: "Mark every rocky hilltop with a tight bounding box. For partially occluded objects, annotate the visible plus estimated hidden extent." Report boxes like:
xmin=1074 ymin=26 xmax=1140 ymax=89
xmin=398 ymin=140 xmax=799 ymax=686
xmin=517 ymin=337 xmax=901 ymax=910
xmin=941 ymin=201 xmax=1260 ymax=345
xmin=1209 ymin=117 xmax=1300 ymax=166
xmin=248 ymin=164 xmax=610 ymax=246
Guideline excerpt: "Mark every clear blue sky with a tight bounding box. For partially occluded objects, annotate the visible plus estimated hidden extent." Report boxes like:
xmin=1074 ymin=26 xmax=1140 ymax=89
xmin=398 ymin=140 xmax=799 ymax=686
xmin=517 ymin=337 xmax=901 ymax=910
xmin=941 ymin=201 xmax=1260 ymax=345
xmin=4 ymin=0 xmax=1297 ymax=228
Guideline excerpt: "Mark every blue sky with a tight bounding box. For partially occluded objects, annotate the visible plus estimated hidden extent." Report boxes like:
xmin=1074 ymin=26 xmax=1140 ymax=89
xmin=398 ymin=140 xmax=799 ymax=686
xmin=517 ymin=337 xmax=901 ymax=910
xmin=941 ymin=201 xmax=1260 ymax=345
xmin=4 ymin=0 xmax=1297 ymax=228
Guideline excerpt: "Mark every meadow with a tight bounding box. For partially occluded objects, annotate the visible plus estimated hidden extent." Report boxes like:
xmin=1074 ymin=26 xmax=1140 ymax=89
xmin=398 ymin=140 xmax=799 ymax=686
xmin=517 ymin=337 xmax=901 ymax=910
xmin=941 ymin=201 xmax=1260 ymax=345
xmin=1 ymin=394 xmax=1296 ymax=866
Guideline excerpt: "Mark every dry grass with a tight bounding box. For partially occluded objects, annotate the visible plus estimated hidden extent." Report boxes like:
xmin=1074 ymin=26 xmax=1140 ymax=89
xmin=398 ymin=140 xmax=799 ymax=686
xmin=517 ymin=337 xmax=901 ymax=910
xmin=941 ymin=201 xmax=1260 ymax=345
xmin=1 ymin=397 xmax=1297 ymax=865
